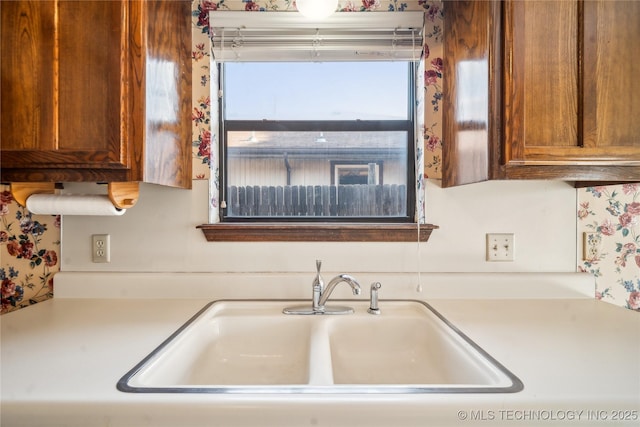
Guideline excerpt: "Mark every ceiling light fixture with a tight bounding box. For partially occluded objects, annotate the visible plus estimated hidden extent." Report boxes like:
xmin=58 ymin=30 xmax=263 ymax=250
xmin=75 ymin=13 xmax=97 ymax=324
xmin=296 ymin=0 xmax=338 ymax=19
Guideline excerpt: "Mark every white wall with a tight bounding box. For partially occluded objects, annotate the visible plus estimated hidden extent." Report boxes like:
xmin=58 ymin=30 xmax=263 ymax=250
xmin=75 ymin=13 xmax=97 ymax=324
xmin=60 ymin=179 xmax=577 ymax=275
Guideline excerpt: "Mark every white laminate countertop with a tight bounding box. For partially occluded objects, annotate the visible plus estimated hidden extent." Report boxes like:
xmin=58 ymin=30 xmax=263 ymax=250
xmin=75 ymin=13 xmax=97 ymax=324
xmin=1 ymin=273 xmax=639 ymax=426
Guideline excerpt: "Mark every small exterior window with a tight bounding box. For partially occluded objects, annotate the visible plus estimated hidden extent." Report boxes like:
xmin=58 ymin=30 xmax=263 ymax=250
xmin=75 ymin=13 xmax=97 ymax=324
xmin=331 ymin=161 xmax=382 ymax=186
xmin=219 ymin=61 xmax=415 ymax=222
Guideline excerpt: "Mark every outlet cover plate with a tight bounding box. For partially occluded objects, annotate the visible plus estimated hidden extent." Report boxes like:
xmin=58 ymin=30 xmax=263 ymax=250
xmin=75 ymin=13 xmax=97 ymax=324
xmin=486 ymin=233 xmax=515 ymax=262
xmin=92 ymin=234 xmax=110 ymax=263
xmin=582 ymin=232 xmax=601 ymax=261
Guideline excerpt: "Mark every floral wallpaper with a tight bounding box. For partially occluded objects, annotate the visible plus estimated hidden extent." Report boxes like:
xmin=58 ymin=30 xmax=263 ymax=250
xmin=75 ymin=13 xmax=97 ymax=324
xmin=422 ymin=6 xmax=444 ymax=179
xmin=578 ymin=184 xmax=640 ymax=311
xmin=0 ymin=189 xmax=60 ymax=314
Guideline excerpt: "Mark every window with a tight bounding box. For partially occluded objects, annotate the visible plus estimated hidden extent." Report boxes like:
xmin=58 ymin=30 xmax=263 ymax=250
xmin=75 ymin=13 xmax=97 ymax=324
xmin=220 ymin=61 xmax=414 ymax=221
xmin=198 ymin=11 xmax=436 ymax=241
xmin=332 ymin=162 xmax=382 ymax=186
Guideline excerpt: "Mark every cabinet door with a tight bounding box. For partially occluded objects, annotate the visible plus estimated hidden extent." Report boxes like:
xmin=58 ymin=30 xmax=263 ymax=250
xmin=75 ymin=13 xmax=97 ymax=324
xmin=582 ymin=1 xmax=640 ymax=154
xmin=1 ymin=0 xmax=130 ymax=182
xmin=502 ymin=0 xmax=640 ymax=180
xmin=57 ymin=1 xmax=127 ymax=171
xmin=441 ymin=0 xmax=499 ymax=187
xmin=1 ymin=1 xmax=56 ymax=152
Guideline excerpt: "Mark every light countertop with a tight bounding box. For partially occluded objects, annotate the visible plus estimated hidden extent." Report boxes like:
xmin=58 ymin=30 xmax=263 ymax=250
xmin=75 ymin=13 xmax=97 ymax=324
xmin=1 ymin=273 xmax=639 ymax=426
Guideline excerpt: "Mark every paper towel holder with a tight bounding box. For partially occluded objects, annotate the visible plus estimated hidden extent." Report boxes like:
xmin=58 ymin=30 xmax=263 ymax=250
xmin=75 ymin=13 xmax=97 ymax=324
xmin=10 ymin=182 xmax=139 ymax=210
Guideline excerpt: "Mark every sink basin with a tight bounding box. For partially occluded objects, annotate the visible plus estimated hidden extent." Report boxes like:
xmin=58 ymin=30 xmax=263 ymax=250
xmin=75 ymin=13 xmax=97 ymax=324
xmin=118 ymin=300 xmax=523 ymax=394
xmin=328 ymin=315 xmax=512 ymax=388
xmin=124 ymin=302 xmax=314 ymax=390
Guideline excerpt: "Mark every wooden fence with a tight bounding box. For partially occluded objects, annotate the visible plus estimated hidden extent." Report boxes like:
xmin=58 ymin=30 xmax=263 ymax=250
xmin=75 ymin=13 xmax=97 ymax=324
xmin=226 ymin=184 xmax=407 ymax=217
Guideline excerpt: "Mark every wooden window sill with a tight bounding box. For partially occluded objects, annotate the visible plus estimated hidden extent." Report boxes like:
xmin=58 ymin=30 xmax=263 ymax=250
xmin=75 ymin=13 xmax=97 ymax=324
xmin=197 ymin=223 xmax=438 ymax=242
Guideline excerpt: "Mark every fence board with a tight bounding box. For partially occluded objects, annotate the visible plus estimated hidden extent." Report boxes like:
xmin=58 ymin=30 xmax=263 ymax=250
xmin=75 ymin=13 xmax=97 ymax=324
xmin=329 ymin=186 xmax=337 ymax=216
xmin=259 ymin=187 xmax=269 ymax=216
xmin=375 ymin=184 xmax=383 ymax=216
xmin=306 ymin=186 xmax=314 ymax=216
xmin=284 ymin=186 xmax=292 ymax=216
xmin=322 ymin=186 xmax=330 ymax=216
xmin=276 ymin=186 xmax=284 ymax=216
xmin=314 ymin=185 xmax=322 ymax=216
xmin=246 ymin=186 xmax=255 ymax=216
xmin=229 ymin=186 xmax=239 ymax=215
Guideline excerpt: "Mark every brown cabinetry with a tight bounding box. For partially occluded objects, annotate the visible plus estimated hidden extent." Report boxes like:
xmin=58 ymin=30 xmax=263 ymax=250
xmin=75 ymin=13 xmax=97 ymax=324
xmin=443 ymin=0 xmax=640 ymax=187
xmin=1 ymin=0 xmax=192 ymax=188
xmin=502 ymin=0 xmax=640 ymax=181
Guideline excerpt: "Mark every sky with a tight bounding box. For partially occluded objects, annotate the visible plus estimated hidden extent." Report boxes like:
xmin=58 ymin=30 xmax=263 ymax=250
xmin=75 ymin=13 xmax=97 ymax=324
xmin=223 ymin=61 xmax=410 ymax=121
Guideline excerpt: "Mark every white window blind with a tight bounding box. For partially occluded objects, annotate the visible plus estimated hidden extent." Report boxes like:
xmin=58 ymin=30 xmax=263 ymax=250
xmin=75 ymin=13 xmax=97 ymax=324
xmin=209 ymin=11 xmax=424 ymax=62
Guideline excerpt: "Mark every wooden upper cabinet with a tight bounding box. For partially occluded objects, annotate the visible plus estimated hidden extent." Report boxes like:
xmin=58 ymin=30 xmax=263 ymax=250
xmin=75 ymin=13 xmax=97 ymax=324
xmin=442 ymin=0 xmax=640 ymax=187
xmin=501 ymin=0 xmax=640 ymax=181
xmin=0 ymin=0 xmax=192 ymax=188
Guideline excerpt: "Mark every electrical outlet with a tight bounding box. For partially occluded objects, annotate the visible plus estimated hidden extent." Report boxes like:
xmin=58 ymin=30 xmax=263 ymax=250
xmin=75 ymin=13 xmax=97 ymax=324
xmin=583 ymin=232 xmax=601 ymax=261
xmin=92 ymin=234 xmax=110 ymax=263
xmin=486 ymin=233 xmax=515 ymax=261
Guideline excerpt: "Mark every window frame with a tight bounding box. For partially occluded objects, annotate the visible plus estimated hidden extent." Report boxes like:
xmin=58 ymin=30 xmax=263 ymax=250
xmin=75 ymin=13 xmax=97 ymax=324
xmin=217 ymin=62 xmax=416 ymax=224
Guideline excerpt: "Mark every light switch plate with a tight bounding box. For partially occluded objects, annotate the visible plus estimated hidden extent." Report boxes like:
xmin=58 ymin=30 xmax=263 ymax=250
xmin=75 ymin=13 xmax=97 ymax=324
xmin=486 ymin=233 xmax=515 ymax=262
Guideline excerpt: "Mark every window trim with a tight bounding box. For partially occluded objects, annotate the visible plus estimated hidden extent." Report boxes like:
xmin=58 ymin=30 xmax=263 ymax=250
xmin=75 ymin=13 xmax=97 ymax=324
xmin=197 ymin=222 xmax=438 ymax=242
xmin=199 ymin=48 xmax=435 ymax=242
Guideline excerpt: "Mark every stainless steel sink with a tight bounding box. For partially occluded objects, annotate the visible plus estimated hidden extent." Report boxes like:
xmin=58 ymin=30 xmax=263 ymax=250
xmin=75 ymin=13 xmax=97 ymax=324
xmin=117 ymin=300 xmax=523 ymax=394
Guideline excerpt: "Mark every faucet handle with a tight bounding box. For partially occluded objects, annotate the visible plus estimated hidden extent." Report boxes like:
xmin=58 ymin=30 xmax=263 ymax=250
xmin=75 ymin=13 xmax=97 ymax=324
xmin=312 ymin=260 xmax=324 ymax=311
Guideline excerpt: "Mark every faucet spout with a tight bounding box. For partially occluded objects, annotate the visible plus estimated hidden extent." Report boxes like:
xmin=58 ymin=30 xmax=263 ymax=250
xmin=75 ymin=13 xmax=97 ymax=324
xmin=318 ymin=274 xmax=361 ymax=307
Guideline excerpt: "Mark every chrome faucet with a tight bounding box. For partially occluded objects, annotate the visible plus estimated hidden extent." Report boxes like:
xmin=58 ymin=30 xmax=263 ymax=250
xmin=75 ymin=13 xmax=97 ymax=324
xmin=283 ymin=260 xmax=361 ymax=315
xmin=316 ymin=274 xmax=361 ymax=310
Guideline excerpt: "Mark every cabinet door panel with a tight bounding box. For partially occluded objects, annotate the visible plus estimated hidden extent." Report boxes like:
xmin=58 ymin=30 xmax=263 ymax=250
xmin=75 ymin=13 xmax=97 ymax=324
xmin=1 ymin=0 xmax=128 ymax=176
xmin=584 ymin=0 xmax=640 ymax=151
xmin=441 ymin=0 xmax=495 ymax=187
xmin=58 ymin=0 xmax=124 ymax=161
xmin=0 ymin=1 xmax=56 ymax=151
xmin=141 ymin=0 xmax=193 ymax=187
xmin=505 ymin=0 xmax=579 ymax=161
